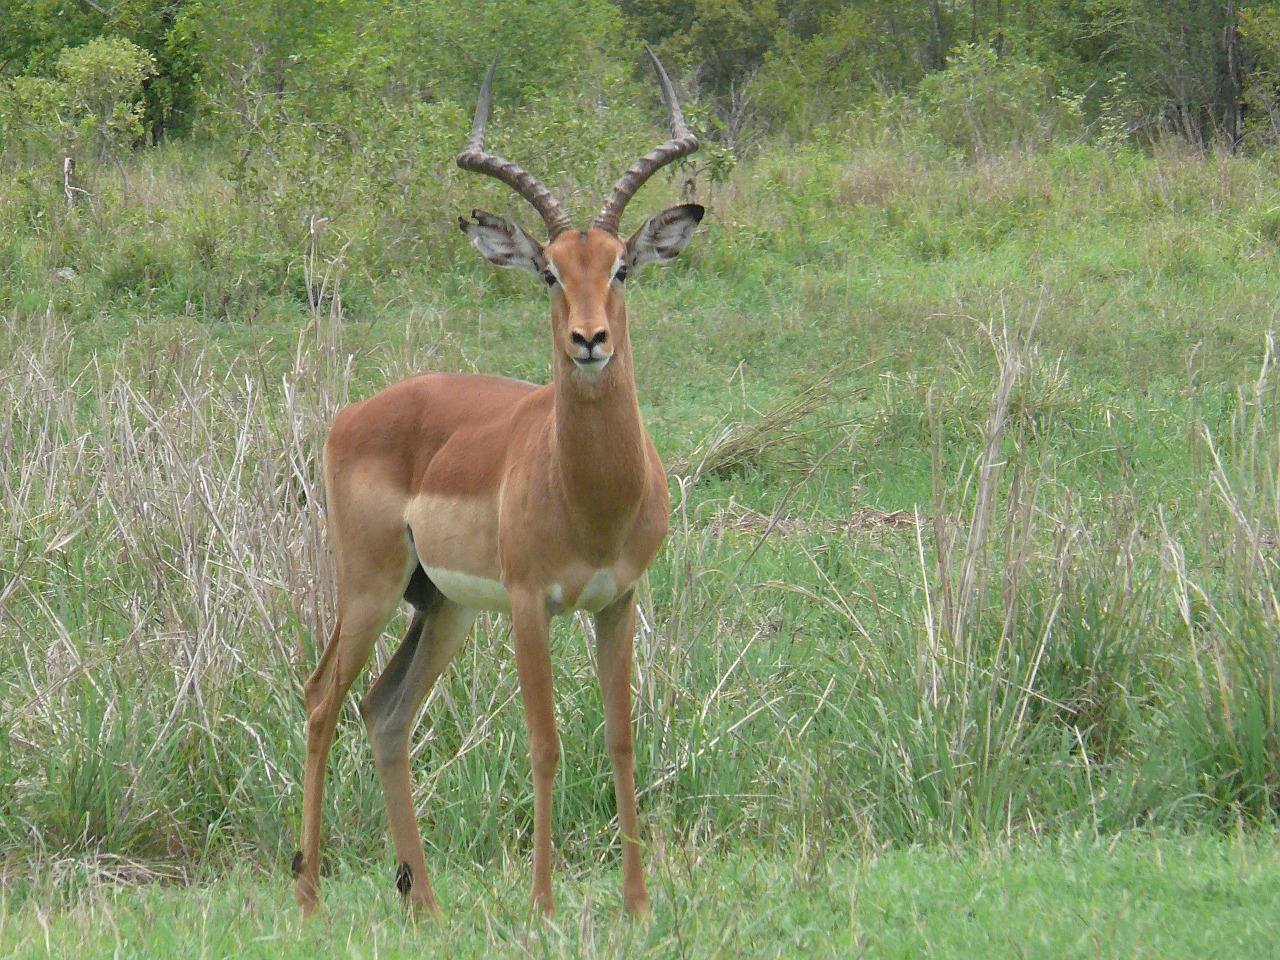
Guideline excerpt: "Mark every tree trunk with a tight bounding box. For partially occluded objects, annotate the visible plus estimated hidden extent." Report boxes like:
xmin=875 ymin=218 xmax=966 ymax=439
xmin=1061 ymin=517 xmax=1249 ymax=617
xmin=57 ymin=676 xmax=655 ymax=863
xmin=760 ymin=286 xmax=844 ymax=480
xmin=1224 ymin=2 xmax=1242 ymax=148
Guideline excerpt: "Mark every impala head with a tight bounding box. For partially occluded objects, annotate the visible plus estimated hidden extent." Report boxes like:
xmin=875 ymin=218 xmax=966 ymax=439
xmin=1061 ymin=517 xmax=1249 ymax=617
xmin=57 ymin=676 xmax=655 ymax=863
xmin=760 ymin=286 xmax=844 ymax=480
xmin=457 ymin=48 xmax=704 ymax=383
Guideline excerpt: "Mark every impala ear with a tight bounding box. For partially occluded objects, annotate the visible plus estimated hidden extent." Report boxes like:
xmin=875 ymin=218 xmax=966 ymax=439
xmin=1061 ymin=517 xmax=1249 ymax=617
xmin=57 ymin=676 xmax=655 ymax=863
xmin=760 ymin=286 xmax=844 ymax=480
xmin=458 ymin=209 xmax=547 ymax=274
xmin=625 ymin=204 xmax=705 ymax=271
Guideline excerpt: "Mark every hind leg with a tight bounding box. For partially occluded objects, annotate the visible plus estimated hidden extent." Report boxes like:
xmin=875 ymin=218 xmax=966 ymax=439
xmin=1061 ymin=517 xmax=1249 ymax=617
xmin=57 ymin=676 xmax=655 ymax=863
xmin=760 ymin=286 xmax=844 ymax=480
xmin=359 ymin=584 xmax=476 ymax=916
xmin=294 ymin=556 xmax=409 ymax=917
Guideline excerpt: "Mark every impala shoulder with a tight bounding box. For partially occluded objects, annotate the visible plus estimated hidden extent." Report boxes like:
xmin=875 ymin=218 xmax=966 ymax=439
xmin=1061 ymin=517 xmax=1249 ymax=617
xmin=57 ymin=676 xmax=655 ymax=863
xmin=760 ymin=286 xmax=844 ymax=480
xmin=646 ymin=448 xmax=672 ymax=508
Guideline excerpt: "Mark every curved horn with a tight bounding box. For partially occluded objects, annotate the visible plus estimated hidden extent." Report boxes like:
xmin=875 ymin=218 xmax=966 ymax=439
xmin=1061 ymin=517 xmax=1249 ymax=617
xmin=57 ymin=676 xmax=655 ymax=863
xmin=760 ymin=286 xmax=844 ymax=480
xmin=594 ymin=46 xmax=700 ymax=236
xmin=457 ymin=56 xmax=574 ymax=239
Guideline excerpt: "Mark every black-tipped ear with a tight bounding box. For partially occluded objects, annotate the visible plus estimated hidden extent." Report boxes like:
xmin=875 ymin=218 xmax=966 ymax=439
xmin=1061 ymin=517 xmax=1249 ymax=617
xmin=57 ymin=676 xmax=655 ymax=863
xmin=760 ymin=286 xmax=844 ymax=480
xmin=625 ymin=204 xmax=705 ymax=271
xmin=458 ymin=210 xmax=547 ymax=274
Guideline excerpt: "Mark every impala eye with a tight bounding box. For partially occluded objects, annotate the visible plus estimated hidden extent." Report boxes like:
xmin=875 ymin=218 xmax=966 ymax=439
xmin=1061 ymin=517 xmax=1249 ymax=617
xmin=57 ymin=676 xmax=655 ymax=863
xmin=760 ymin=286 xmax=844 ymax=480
xmin=543 ymin=270 xmax=557 ymax=286
xmin=614 ymin=265 xmax=629 ymax=283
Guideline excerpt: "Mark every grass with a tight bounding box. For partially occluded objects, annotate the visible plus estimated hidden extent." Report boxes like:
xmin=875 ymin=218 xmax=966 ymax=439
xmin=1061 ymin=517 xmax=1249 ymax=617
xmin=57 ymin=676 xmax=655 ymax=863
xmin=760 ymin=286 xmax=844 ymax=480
xmin=3 ymin=109 xmax=1280 ymax=955
xmin=2 ymin=832 xmax=1277 ymax=958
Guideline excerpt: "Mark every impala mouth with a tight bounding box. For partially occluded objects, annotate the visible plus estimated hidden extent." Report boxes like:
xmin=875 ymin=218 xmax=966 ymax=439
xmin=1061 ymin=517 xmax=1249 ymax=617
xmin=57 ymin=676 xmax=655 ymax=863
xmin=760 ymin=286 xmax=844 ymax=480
xmin=570 ymin=338 xmax=613 ymax=371
xmin=572 ymin=353 xmax=612 ymax=375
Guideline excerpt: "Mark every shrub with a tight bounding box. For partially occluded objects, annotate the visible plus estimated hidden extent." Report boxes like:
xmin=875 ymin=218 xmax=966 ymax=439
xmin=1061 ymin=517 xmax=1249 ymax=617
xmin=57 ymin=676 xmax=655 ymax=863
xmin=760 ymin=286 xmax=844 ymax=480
xmin=913 ymin=44 xmax=1082 ymax=160
xmin=56 ymin=36 xmax=157 ymax=158
xmin=0 ymin=77 xmax=70 ymax=160
xmin=1241 ymin=5 xmax=1280 ymax=143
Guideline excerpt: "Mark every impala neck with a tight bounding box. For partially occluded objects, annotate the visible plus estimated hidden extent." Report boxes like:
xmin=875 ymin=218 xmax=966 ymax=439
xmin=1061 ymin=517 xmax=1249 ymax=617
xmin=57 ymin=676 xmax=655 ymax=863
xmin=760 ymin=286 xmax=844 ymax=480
xmin=551 ymin=301 xmax=649 ymax=550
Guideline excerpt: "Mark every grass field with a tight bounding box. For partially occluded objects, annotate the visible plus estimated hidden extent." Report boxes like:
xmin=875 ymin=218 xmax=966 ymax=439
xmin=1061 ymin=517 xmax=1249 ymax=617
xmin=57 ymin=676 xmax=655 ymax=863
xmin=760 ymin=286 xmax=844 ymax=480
xmin=3 ymin=833 xmax=1278 ymax=958
xmin=2 ymin=121 xmax=1280 ymax=956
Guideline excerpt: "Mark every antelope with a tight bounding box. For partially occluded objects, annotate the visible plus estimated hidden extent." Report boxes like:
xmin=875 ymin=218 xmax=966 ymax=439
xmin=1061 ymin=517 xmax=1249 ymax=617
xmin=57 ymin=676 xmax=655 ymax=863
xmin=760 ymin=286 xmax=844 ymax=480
xmin=292 ymin=48 xmax=703 ymax=920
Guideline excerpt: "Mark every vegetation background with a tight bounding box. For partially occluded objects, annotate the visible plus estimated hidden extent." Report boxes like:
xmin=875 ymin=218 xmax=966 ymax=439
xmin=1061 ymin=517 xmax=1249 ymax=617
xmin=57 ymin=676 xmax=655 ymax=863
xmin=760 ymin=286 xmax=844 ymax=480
xmin=3 ymin=1 xmax=1280 ymax=956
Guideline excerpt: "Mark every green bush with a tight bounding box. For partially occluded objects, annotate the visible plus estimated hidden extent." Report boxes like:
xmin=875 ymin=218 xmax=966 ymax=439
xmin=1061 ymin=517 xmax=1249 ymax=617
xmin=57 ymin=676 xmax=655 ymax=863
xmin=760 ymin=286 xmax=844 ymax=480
xmin=1241 ymin=4 xmax=1280 ymax=143
xmin=56 ymin=36 xmax=156 ymax=158
xmin=0 ymin=77 xmax=70 ymax=160
xmin=913 ymin=44 xmax=1082 ymax=160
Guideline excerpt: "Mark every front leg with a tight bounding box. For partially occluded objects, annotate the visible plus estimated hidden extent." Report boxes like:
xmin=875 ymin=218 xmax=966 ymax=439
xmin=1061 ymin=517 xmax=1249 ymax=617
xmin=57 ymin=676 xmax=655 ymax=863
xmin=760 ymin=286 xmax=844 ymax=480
xmin=509 ymin=588 xmax=559 ymax=917
xmin=594 ymin=589 xmax=648 ymax=915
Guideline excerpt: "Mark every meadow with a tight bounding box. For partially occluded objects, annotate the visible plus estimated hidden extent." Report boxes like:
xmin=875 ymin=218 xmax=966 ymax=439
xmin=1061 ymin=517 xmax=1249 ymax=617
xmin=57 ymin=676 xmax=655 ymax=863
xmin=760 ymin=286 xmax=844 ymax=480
xmin=2 ymin=117 xmax=1280 ymax=956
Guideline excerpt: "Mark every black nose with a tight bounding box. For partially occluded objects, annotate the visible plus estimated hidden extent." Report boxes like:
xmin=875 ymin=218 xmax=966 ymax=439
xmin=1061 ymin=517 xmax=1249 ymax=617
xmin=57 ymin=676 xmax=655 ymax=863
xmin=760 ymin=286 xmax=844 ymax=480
xmin=571 ymin=330 xmax=609 ymax=349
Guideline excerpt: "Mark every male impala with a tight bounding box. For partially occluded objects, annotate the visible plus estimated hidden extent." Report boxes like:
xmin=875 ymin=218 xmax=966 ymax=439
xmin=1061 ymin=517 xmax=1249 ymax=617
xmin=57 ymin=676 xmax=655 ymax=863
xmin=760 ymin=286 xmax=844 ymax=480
xmin=292 ymin=49 xmax=703 ymax=919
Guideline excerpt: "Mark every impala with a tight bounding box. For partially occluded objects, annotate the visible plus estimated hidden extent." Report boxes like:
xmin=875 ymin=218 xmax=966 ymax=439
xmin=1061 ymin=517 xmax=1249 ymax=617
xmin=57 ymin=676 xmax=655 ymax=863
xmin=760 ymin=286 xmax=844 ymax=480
xmin=292 ymin=48 xmax=703 ymax=919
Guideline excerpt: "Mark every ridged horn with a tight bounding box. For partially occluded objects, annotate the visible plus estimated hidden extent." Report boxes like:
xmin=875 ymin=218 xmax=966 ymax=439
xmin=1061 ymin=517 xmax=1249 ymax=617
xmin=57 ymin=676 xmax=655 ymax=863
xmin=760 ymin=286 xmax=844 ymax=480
xmin=457 ymin=56 xmax=574 ymax=239
xmin=594 ymin=46 xmax=699 ymax=236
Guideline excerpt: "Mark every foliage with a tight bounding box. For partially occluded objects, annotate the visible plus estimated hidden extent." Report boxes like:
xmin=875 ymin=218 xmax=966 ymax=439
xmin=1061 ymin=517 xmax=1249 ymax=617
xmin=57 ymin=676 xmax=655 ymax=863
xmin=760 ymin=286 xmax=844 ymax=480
xmin=1241 ymin=4 xmax=1280 ymax=143
xmin=0 ymin=0 xmax=99 ymax=76
xmin=629 ymin=0 xmax=1256 ymax=146
xmin=0 ymin=35 xmax=156 ymax=161
xmin=0 ymin=0 xmax=1266 ymax=151
xmin=189 ymin=0 xmax=625 ymax=124
xmin=104 ymin=0 xmax=207 ymax=140
xmin=651 ymin=0 xmax=782 ymax=95
xmin=56 ymin=36 xmax=156 ymax=157
xmin=0 ymin=77 xmax=69 ymax=158
xmin=910 ymin=44 xmax=1083 ymax=160
xmin=753 ymin=1 xmax=935 ymax=138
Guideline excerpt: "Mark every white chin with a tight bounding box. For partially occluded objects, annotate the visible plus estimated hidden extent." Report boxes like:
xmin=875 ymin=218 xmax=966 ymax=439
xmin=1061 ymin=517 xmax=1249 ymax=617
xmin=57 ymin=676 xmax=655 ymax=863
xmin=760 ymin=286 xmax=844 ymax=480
xmin=572 ymin=357 xmax=611 ymax=378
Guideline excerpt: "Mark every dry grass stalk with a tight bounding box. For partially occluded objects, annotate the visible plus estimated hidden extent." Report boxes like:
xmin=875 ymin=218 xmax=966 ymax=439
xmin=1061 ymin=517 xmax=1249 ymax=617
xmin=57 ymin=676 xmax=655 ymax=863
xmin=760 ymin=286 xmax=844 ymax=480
xmin=924 ymin=302 xmax=1042 ymax=705
xmin=0 ymin=314 xmax=338 ymax=840
xmin=668 ymin=376 xmax=851 ymax=483
xmin=704 ymin=502 xmax=921 ymax=540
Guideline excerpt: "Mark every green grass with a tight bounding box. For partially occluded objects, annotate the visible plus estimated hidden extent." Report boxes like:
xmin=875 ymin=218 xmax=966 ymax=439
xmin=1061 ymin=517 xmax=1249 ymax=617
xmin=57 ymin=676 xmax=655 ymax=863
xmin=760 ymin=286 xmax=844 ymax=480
xmin=3 ymin=833 xmax=1277 ymax=958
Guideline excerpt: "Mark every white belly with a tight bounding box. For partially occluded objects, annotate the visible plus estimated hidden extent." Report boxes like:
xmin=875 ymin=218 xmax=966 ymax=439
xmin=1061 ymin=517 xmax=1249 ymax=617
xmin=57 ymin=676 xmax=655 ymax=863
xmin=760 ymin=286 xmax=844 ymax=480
xmin=424 ymin=566 xmax=621 ymax=615
xmin=423 ymin=566 xmax=512 ymax=612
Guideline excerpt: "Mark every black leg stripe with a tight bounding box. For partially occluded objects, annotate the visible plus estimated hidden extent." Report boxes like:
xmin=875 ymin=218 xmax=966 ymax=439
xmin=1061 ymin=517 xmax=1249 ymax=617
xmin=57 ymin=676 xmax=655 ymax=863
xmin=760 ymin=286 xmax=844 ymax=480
xmin=396 ymin=861 xmax=413 ymax=895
